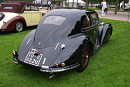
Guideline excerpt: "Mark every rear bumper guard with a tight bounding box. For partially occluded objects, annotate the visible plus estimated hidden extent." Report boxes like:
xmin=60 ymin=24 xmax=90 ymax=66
xmin=12 ymin=56 xmax=18 ymax=64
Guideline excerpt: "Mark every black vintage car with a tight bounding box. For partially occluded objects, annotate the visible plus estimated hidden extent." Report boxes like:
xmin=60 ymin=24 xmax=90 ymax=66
xmin=12 ymin=9 xmax=112 ymax=78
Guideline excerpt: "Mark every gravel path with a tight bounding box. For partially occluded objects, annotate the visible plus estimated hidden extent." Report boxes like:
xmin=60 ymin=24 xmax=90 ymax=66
xmin=96 ymin=10 xmax=130 ymax=22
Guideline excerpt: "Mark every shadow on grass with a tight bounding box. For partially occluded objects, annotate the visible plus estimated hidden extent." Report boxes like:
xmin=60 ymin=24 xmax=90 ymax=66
xmin=18 ymin=64 xmax=77 ymax=80
xmin=24 ymin=26 xmax=37 ymax=32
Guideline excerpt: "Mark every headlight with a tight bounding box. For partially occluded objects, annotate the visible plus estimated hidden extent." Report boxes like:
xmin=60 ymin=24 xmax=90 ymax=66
xmin=61 ymin=63 xmax=65 ymax=67
xmin=0 ymin=13 xmax=5 ymax=21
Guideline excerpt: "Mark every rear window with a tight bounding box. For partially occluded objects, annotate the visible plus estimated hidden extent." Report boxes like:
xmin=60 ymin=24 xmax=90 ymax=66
xmin=43 ymin=16 xmax=66 ymax=25
xmin=0 ymin=4 xmax=22 ymax=13
xmin=4 ymin=7 xmax=13 ymax=9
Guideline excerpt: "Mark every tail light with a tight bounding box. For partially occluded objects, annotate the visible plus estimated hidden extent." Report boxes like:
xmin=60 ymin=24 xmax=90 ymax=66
xmin=30 ymin=49 xmax=38 ymax=53
xmin=61 ymin=63 xmax=65 ymax=67
xmin=54 ymin=63 xmax=58 ymax=67
xmin=12 ymin=50 xmax=16 ymax=56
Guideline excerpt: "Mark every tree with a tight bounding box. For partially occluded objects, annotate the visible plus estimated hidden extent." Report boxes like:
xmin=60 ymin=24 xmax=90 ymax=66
xmin=115 ymin=0 xmax=119 ymax=14
xmin=68 ymin=0 xmax=69 ymax=7
xmin=72 ymin=0 xmax=74 ymax=8
xmin=85 ymin=0 xmax=89 ymax=9
xmin=65 ymin=0 xmax=67 ymax=6
xmin=77 ymin=0 xmax=78 ymax=7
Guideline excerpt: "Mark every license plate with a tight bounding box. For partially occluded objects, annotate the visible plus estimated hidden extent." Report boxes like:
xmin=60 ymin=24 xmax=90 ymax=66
xmin=24 ymin=49 xmax=43 ymax=66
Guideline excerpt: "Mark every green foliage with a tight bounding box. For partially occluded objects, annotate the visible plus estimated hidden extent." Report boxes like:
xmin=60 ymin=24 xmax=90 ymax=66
xmin=11 ymin=0 xmax=34 ymax=2
xmin=0 ymin=0 xmax=34 ymax=3
xmin=0 ymin=19 xmax=130 ymax=87
xmin=82 ymin=0 xmax=129 ymax=3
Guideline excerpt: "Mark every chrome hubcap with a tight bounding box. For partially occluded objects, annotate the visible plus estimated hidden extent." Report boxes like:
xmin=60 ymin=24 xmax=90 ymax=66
xmin=16 ymin=22 xmax=23 ymax=32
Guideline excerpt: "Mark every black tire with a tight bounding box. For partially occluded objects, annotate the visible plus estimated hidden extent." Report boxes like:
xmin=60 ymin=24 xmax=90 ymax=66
xmin=76 ymin=44 xmax=90 ymax=72
xmin=15 ymin=21 xmax=24 ymax=32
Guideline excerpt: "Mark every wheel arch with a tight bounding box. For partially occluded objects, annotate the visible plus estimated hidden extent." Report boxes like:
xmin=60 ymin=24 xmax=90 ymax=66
xmin=109 ymin=24 xmax=113 ymax=36
xmin=82 ymin=39 xmax=94 ymax=56
xmin=1 ymin=16 xmax=27 ymax=31
xmin=88 ymin=41 xmax=94 ymax=56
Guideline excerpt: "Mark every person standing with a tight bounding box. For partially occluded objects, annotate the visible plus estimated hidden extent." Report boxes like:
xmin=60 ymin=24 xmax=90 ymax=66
xmin=101 ymin=0 xmax=107 ymax=16
xmin=47 ymin=0 xmax=51 ymax=10
xmin=58 ymin=2 xmax=60 ymax=8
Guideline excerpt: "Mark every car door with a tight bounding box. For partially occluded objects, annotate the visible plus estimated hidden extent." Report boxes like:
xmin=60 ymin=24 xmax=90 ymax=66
xmin=31 ymin=5 xmax=42 ymax=25
xmin=19 ymin=5 xmax=33 ymax=26
xmin=86 ymin=13 xmax=98 ymax=45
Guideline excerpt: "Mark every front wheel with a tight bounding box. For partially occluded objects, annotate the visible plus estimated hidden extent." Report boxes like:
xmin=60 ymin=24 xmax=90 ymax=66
xmin=15 ymin=21 xmax=24 ymax=32
xmin=76 ymin=45 xmax=90 ymax=72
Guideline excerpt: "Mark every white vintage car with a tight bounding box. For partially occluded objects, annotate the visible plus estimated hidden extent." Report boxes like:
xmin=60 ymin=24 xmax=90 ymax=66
xmin=120 ymin=0 xmax=130 ymax=10
xmin=0 ymin=1 xmax=46 ymax=32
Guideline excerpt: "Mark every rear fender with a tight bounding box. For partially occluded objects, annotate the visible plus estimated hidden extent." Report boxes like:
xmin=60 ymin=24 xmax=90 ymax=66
xmin=101 ymin=23 xmax=112 ymax=43
xmin=49 ymin=34 xmax=88 ymax=67
xmin=18 ymin=30 xmax=36 ymax=53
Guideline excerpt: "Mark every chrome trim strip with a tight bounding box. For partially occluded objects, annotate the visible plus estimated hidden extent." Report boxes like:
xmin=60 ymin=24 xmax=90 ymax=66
xmin=55 ymin=43 xmax=59 ymax=50
xmin=40 ymin=63 xmax=80 ymax=73
xmin=26 ymin=38 xmax=31 ymax=45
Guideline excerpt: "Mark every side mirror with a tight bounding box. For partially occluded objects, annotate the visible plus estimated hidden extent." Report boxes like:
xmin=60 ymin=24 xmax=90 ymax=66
xmin=99 ymin=20 xmax=104 ymax=25
xmin=99 ymin=20 xmax=102 ymax=23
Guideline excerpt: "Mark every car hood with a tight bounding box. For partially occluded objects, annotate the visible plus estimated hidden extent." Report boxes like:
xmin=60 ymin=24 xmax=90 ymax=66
xmin=0 ymin=12 xmax=18 ymax=28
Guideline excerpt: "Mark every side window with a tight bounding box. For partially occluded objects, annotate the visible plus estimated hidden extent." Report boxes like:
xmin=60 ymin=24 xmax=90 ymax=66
xmin=24 ymin=5 xmax=31 ymax=11
xmin=68 ymin=15 xmax=87 ymax=36
xmin=68 ymin=21 xmax=81 ymax=36
xmin=82 ymin=16 xmax=90 ymax=28
xmin=31 ymin=5 xmax=39 ymax=11
xmin=90 ymin=13 xmax=98 ymax=25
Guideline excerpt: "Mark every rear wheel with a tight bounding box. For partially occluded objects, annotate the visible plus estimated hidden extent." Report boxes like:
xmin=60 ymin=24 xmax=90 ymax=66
xmin=15 ymin=21 xmax=24 ymax=32
xmin=76 ymin=45 xmax=90 ymax=72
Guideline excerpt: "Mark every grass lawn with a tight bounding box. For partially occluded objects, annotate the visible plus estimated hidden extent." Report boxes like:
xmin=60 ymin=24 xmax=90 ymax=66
xmin=0 ymin=19 xmax=130 ymax=87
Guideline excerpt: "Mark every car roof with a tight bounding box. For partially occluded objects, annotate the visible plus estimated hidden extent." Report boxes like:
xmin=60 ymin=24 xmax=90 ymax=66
xmin=37 ymin=9 xmax=97 ymax=45
xmin=1 ymin=1 xmax=35 ymax=6
xmin=0 ymin=1 xmax=36 ymax=13
xmin=46 ymin=9 xmax=96 ymax=16
xmin=42 ymin=9 xmax=97 ymax=24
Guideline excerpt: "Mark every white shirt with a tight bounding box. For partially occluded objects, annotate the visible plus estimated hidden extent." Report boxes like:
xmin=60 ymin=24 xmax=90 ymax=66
xmin=35 ymin=0 xmax=41 ymax=3
xmin=48 ymin=1 xmax=51 ymax=5
xmin=101 ymin=2 xmax=107 ymax=8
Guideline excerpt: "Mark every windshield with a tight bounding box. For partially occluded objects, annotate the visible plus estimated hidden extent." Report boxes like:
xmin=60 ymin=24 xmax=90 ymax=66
xmin=43 ymin=16 xmax=66 ymax=25
xmin=3 ymin=7 xmax=13 ymax=10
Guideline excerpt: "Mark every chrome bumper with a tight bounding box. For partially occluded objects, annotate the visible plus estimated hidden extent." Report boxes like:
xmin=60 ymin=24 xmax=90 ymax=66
xmin=40 ymin=63 xmax=80 ymax=73
xmin=12 ymin=53 xmax=80 ymax=73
